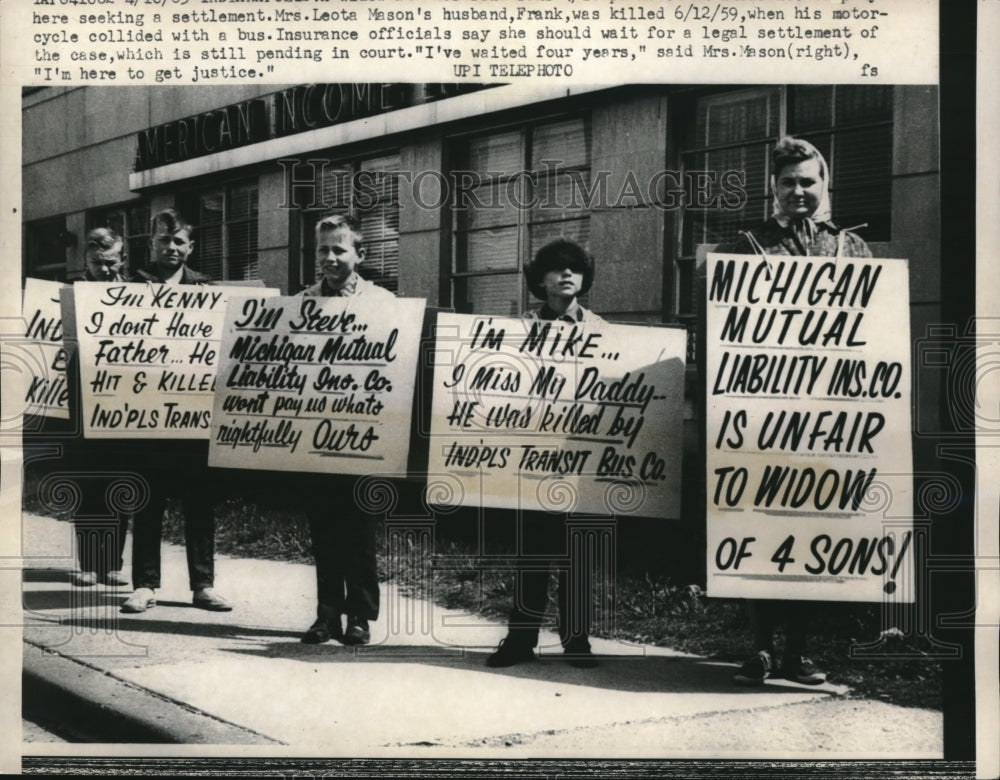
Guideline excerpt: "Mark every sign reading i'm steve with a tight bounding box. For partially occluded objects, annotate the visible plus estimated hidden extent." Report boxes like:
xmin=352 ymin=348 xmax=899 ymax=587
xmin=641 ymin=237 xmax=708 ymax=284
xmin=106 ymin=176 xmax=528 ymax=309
xmin=705 ymin=253 xmax=915 ymax=602
xmin=208 ymin=295 xmax=426 ymax=475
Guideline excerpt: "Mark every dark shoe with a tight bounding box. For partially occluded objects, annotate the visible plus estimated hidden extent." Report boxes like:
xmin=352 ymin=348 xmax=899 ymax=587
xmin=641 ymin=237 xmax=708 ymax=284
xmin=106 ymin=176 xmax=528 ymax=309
xmin=121 ymin=587 xmax=156 ymax=614
xmin=72 ymin=571 xmax=97 ymax=587
xmin=563 ymin=641 xmax=598 ymax=668
xmin=99 ymin=570 xmax=128 ymax=587
xmin=192 ymin=587 xmax=233 ymax=612
xmin=301 ymin=616 xmax=341 ymax=645
xmin=486 ymin=637 xmax=535 ymax=668
xmin=783 ymin=656 xmax=827 ymax=685
xmin=342 ymin=616 xmax=370 ymax=646
xmin=733 ymin=650 xmax=772 ymax=685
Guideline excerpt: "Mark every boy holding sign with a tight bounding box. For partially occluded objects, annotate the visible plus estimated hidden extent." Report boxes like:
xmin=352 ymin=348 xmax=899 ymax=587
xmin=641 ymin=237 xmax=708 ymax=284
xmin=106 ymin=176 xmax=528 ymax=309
xmin=487 ymin=239 xmax=604 ymax=669
xmin=298 ymin=214 xmax=395 ymax=646
xmin=121 ymin=210 xmax=231 ymax=614
xmin=70 ymin=228 xmax=130 ymax=587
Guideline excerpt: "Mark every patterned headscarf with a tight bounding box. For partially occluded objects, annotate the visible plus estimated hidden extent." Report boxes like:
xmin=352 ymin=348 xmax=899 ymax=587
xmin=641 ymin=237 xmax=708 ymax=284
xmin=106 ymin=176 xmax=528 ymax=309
xmin=770 ymin=138 xmax=832 ymax=246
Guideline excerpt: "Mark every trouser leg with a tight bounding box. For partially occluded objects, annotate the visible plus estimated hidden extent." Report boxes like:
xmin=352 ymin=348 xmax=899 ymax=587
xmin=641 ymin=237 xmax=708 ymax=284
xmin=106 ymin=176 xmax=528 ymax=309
xmin=782 ymin=601 xmax=811 ymax=659
xmin=508 ymin=567 xmax=551 ymax=647
xmin=130 ymin=475 xmax=167 ymax=590
xmin=507 ymin=510 xmax=562 ymax=647
xmin=307 ymin=502 xmax=345 ymax=614
xmin=747 ymin=599 xmax=778 ymax=655
xmin=342 ymin=510 xmax=379 ymax=621
xmin=74 ymin=473 xmax=110 ymax=574
xmin=87 ymin=510 xmax=129 ymax=576
xmin=182 ymin=480 xmax=216 ymax=591
xmin=89 ymin=521 xmax=125 ymax=576
xmin=558 ymin=532 xmax=593 ymax=650
xmin=75 ymin=521 xmax=99 ymax=574
xmin=111 ymin=513 xmax=129 ymax=572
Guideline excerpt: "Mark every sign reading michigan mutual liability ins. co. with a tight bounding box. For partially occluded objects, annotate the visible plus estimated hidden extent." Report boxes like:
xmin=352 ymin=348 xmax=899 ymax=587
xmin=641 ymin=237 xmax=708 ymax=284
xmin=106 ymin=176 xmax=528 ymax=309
xmin=207 ymin=295 xmax=426 ymax=475
xmin=705 ymin=253 xmax=914 ymax=602
xmin=426 ymin=313 xmax=687 ymax=518
xmin=72 ymin=282 xmax=279 ymax=438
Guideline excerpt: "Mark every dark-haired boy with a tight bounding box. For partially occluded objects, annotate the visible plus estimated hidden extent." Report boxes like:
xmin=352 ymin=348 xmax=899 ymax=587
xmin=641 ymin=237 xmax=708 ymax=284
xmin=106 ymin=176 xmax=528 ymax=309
xmin=487 ymin=239 xmax=603 ymax=669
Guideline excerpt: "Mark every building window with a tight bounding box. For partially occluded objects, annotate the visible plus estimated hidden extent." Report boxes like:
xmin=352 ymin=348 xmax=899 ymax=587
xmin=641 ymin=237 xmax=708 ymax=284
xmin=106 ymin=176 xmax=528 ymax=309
xmin=180 ymin=181 xmax=259 ymax=281
xmin=674 ymin=85 xmax=893 ymax=332
xmin=451 ymin=116 xmax=592 ymax=316
xmin=297 ymin=153 xmax=400 ymax=293
xmin=24 ymin=216 xmax=68 ymax=281
xmin=90 ymin=201 xmax=151 ymax=276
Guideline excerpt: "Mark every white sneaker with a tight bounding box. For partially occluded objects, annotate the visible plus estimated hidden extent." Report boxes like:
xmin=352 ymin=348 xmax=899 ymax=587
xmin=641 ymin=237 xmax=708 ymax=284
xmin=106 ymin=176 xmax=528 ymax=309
xmin=72 ymin=571 xmax=98 ymax=587
xmin=99 ymin=570 xmax=129 ymax=587
xmin=121 ymin=587 xmax=156 ymax=613
xmin=192 ymin=587 xmax=233 ymax=612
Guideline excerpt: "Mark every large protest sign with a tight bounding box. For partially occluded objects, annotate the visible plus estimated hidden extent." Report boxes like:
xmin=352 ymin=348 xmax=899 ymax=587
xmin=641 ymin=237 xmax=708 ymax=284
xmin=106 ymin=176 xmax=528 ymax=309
xmin=21 ymin=279 xmax=69 ymax=420
xmin=426 ymin=313 xmax=686 ymax=518
xmin=73 ymin=282 xmax=278 ymax=438
xmin=208 ymin=295 xmax=426 ymax=475
xmin=705 ymin=253 xmax=914 ymax=602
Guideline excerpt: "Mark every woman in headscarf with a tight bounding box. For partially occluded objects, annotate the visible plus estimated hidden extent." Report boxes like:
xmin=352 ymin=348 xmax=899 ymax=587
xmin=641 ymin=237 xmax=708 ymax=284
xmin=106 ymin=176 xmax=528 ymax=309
xmin=724 ymin=137 xmax=873 ymax=686
xmin=725 ymin=136 xmax=872 ymax=260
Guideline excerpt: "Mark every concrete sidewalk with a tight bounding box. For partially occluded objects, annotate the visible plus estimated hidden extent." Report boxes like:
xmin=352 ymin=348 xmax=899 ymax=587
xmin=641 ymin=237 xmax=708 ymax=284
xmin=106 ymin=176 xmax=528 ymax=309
xmin=19 ymin=511 xmax=943 ymax=756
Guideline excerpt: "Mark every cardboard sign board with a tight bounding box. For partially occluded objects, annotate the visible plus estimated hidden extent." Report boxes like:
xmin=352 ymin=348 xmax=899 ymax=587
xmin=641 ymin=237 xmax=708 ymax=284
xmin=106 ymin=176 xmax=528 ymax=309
xmin=21 ymin=278 xmax=69 ymax=419
xmin=208 ymin=295 xmax=426 ymax=475
xmin=426 ymin=313 xmax=686 ymax=518
xmin=73 ymin=282 xmax=278 ymax=438
xmin=705 ymin=253 xmax=914 ymax=602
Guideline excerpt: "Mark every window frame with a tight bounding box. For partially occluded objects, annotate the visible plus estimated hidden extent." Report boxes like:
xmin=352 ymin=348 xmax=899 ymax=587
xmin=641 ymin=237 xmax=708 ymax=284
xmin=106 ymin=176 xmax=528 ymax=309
xmin=449 ymin=113 xmax=594 ymax=317
xmin=295 ymin=151 xmax=402 ymax=294
xmin=24 ymin=215 xmax=68 ymax=282
xmin=179 ymin=178 xmax=260 ymax=282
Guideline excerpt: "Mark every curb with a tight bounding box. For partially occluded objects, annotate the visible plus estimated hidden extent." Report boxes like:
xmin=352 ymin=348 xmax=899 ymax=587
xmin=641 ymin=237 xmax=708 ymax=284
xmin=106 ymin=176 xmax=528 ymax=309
xmin=22 ymin=642 xmax=280 ymax=744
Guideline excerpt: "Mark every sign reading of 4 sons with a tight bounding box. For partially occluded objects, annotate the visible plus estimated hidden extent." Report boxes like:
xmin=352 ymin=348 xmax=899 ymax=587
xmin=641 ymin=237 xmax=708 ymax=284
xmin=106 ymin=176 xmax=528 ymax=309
xmin=705 ymin=253 xmax=914 ymax=602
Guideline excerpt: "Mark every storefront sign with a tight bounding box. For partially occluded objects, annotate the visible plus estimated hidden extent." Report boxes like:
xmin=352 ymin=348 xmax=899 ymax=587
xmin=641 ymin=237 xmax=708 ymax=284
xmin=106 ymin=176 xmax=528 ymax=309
xmin=133 ymin=98 xmax=269 ymax=170
xmin=208 ymin=295 xmax=425 ymax=475
xmin=72 ymin=282 xmax=278 ymax=438
xmin=21 ymin=278 xmax=69 ymax=419
xmin=426 ymin=314 xmax=686 ymax=517
xmin=705 ymin=253 xmax=914 ymax=602
xmin=133 ymin=83 xmax=485 ymax=171
xmin=272 ymin=83 xmax=406 ymax=138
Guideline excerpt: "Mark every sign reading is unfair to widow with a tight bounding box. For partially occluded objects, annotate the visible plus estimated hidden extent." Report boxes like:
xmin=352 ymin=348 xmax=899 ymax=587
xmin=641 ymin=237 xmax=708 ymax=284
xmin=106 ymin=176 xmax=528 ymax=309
xmin=208 ymin=296 xmax=425 ymax=475
xmin=74 ymin=282 xmax=278 ymax=438
xmin=427 ymin=314 xmax=686 ymax=517
xmin=705 ymin=253 xmax=914 ymax=602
